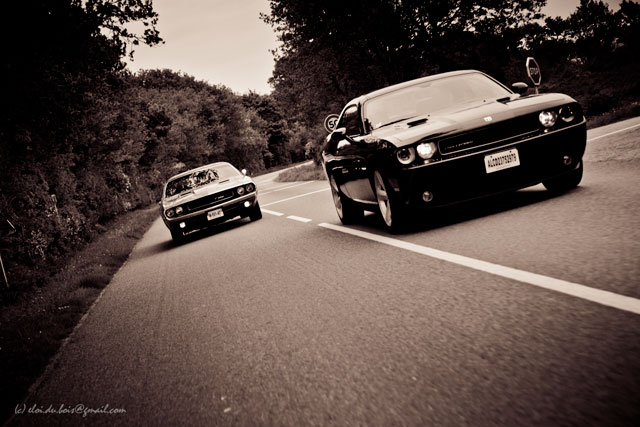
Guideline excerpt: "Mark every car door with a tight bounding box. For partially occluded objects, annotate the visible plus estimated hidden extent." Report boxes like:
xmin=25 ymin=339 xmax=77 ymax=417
xmin=328 ymin=104 xmax=362 ymax=198
xmin=339 ymin=106 xmax=378 ymax=203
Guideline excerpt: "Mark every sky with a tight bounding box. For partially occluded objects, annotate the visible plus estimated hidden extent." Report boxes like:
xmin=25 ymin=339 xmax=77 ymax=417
xmin=125 ymin=0 xmax=624 ymax=95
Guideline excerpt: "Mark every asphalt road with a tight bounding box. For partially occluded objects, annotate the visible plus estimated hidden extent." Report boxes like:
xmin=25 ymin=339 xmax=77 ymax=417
xmin=8 ymin=118 xmax=640 ymax=426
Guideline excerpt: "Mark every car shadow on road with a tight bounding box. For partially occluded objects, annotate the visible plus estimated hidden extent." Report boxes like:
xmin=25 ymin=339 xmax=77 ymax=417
xmin=131 ymin=217 xmax=256 ymax=261
xmin=360 ymin=186 xmax=585 ymax=234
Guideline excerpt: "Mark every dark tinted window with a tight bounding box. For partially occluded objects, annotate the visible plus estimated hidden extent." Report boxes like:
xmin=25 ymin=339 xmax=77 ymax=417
xmin=363 ymin=72 xmax=511 ymax=130
xmin=165 ymin=164 xmax=240 ymax=198
xmin=339 ymin=105 xmax=361 ymax=136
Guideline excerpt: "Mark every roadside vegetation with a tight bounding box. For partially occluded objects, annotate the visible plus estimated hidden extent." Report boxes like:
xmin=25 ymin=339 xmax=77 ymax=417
xmin=275 ymin=163 xmax=327 ymax=182
xmin=0 ymin=206 xmax=158 ymax=422
xmin=0 ymin=0 xmax=639 ymax=423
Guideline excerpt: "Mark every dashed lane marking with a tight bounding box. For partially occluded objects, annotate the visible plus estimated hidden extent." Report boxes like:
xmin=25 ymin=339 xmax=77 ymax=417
xmin=287 ymin=215 xmax=313 ymax=223
xmin=318 ymin=222 xmax=640 ymax=316
xmin=261 ymin=209 xmax=284 ymax=216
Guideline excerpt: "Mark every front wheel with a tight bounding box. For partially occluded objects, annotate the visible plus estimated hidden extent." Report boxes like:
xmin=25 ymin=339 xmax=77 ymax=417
xmin=373 ymin=170 xmax=407 ymax=232
xmin=543 ymin=161 xmax=583 ymax=193
xmin=329 ymin=175 xmax=363 ymax=224
xmin=249 ymin=202 xmax=263 ymax=221
xmin=170 ymin=228 xmax=184 ymax=243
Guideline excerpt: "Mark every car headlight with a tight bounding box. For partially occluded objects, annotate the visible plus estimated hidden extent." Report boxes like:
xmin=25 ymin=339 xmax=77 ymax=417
xmin=237 ymin=186 xmax=246 ymax=195
xmin=396 ymin=147 xmax=416 ymax=165
xmin=416 ymin=142 xmax=437 ymax=159
xmin=559 ymin=105 xmax=576 ymax=123
xmin=245 ymin=183 xmax=255 ymax=193
xmin=165 ymin=208 xmax=175 ymax=218
xmin=175 ymin=206 xmax=183 ymax=215
xmin=539 ymin=110 xmax=558 ymax=128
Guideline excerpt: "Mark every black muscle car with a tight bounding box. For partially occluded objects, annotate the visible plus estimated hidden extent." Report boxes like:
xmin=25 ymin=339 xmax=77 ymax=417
xmin=321 ymin=70 xmax=586 ymax=230
xmin=160 ymin=162 xmax=261 ymax=242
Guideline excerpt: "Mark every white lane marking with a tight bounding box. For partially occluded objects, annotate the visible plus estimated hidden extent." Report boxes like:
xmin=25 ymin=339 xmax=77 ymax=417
xmin=262 ymin=188 xmax=330 ymax=207
xmin=287 ymin=215 xmax=312 ymax=223
xmin=260 ymin=181 xmax=313 ymax=195
xmin=262 ymin=209 xmax=284 ymax=216
xmin=318 ymin=222 xmax=640 ymax=316
xmin=587 ymin=123 xmax=640 ymax=142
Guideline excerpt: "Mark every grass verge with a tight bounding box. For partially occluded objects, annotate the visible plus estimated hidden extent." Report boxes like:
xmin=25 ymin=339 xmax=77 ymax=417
xmin=0 ymin=205 xmax=158 ymax=424
xmin=275 ymin=162 xmax=327 ymax=182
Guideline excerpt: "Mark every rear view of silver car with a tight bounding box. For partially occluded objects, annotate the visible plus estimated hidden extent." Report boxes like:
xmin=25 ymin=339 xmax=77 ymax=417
xmin=160 ymin=162 xmax=262 ymax=242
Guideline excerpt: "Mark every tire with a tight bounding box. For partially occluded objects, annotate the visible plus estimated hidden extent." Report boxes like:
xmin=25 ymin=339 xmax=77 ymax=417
xmin=543 ymin=161 xmax=583 ymax=193
xmin=170 ymin=228 xmax=184 ymax=243
xmin=373 ymin=170 xmax=407 ymax=232
xmin=249 ymin=202 xmax=263 ymax=221
xmin=329 ymin=175 xmax=364 ymax=224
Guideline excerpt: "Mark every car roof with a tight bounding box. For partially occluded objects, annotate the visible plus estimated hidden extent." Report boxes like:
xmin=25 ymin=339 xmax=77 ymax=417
xmin=167 ymin=162 xmax=236 ymax=182
xmin=348 ymin=70 xmax=488 ymax=105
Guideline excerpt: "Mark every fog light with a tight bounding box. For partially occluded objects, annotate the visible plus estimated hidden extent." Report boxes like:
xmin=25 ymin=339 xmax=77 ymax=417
xmin=179 ymin=222 xmax=186 ymax=229
xmin=244 ymin=201 xmax=251 ymax=208
xmin=563 ymin=155 xmax=572 ymax=165
xmin=422 ymin=191 xmax=434 ymax=202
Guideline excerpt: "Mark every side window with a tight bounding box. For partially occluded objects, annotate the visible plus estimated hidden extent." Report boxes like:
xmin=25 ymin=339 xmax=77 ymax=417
xmin=338 ymin=105 xmax=362 ymax=137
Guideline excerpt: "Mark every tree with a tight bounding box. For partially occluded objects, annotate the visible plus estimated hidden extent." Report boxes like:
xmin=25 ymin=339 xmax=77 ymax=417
xmin=263 ymin=0 xmax=547 ymax=162
xmin=0 ymin=0 xmax=161 ymax=270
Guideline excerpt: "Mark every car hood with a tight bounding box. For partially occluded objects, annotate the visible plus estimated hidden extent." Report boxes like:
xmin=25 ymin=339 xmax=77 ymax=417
xmin=162 ymin=176 xmax=253 ymax=209
xmin=369 ymin=93 xmax=576 ymax=148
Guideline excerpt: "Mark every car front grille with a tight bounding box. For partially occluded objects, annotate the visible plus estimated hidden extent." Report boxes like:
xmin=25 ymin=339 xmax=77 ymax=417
xmin=437 ymin=114 xmax=539 ymax=157
xmin=185 ymin=189 xmax=235 ymax=212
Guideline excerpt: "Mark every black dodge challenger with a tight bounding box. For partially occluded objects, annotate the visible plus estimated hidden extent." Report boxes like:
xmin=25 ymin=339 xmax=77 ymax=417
xmin=321 ymin=70 xmax=586 ymax=230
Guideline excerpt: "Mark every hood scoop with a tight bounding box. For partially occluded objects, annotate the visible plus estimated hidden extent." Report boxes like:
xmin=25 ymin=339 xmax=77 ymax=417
xmin=407 ymin=117 xmax=429 ymax=127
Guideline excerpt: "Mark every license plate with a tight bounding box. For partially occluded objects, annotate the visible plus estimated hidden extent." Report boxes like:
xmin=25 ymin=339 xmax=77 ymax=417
xmin=207 ymin=209 xmax=224 ymax=221
xmin=484 ymin=148 xmax=520 ymax=174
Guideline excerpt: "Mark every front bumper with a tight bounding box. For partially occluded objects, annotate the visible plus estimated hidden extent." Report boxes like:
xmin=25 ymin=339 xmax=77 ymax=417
xmin=162 ymin=192 xmax=258 ymax=233
xmin=390 ymin=121 xmax=587 ymax=208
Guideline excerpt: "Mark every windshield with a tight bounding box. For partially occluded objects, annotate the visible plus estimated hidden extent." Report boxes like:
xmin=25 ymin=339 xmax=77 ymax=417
xmin=363 ymin=73 xmax=511 ymax=130
xmin=165 ymin=164 xmax=241 ymax=198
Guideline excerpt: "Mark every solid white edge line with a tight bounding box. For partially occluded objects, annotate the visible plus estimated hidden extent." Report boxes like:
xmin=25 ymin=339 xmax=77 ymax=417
xmin=287 ymin=215 xmax=312 ymax=223
xmin=261 ymin=209 xmax=284 ymax=216
xmin=262 ymin=188 xmax=330 ymax=207
xmin=260 ymin=181 xmax=313 ymax=195
xmin=587 ymin=123 xmax=640 ymax=142
xmin=318 ymin=222 xmax=640 ymax=316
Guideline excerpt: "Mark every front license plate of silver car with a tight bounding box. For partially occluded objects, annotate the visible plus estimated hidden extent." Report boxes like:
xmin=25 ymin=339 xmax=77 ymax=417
xmin=484 ymin=148 xmax=520 ymax=173
xmin=207 ymin=208 xmax=223 ymax=221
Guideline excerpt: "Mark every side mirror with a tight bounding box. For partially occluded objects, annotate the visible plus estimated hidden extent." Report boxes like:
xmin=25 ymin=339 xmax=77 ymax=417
xmin=241 ymin=169 xmax=247 ymax=176
xmin=330 ymin=127 xmax=347 ymax=142
xmin=511 ymin=82 xmax=529 ymax=95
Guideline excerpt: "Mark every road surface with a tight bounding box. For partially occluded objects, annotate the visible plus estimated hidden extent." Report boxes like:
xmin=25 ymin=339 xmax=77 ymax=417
xmin=8 ymin=118 xmax=640 ymax=426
